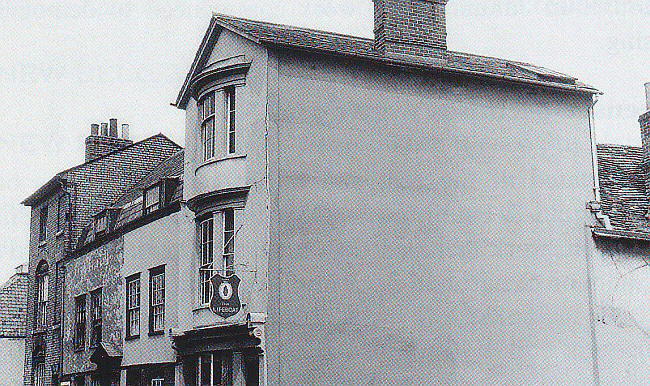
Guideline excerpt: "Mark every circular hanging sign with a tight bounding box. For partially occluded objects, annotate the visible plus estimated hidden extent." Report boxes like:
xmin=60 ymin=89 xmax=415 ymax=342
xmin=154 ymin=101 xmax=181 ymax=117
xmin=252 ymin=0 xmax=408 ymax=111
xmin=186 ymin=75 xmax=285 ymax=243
xmin=210 ymin=273 xmax=241 ymax=318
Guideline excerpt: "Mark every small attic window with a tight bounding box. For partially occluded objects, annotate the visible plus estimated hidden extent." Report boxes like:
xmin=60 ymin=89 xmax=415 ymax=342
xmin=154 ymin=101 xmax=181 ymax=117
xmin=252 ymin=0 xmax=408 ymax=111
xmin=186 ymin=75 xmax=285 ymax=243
xmin=95 ymin=214 xmax=108 ymax=234
xmin=143 ymin=184 xmax=161 ymax=215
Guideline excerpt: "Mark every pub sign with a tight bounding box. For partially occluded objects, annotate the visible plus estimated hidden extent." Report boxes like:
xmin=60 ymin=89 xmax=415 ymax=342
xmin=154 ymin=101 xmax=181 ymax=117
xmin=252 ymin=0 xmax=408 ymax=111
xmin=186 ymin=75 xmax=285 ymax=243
xmin=210 ymin=273 xmax=242 ymax=318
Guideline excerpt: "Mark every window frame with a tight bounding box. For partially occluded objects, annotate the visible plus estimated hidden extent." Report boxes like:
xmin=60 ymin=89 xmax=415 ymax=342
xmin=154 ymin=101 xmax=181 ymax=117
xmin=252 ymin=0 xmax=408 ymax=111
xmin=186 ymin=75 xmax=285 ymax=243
xmin=38 ymin=204 xmax=48 ymax=242
xmin=35 ymin=261 xmax=49 ymax=330
xmin=224 ymin=86 xmax=236 ymax=154
xmin=125 ymin=273 xmax=141 ymax=340
xmin=143 ymin=183 xmax=161 ymax=215
xmin=89 ymin=288 xmax=102 ymax=347
xmin=148 ymin=265 xmax=165 ymax=336
xmin=222 ymin=208 xmax=235 ymax=276
xmin=151 ymin=379 xmax=164 ymax=386
xmin=199 ymin=91 xmax=216 ymax=161
xmin=74 ymin=294 xmax=87 ymax=350
xmin=56 ymin=194 xmax=67 ymax=235
xmin=198 ymin=216 xmax=214 ymax=306
xmin=95 ymin=213 xmax=108 ymax=235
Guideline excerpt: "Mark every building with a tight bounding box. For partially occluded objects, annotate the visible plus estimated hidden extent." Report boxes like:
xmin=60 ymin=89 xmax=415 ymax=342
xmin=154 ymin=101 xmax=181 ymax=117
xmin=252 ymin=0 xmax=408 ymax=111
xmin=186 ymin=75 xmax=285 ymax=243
xmin=24 ymin=0 xmax=605 ymax=384
xmin=0 ymin=265 xmax=29 ymax=385
xmin=587 ymin=85 xmax=650 ymax=384
xmin=173 ymin=0 xmax=600 ymax=383
xmin=22 ymin=121 xmax=181 ymax=386
xmin=60 ymin=150 xmax=186 ymax=385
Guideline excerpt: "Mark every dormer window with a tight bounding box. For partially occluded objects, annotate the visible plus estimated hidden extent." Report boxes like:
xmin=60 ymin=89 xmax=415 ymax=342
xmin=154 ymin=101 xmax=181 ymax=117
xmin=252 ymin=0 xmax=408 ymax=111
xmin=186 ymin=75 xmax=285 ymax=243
xmin=143 ymin=184 xmax=160 ymax=215
xmin=95 ymin=214 xmax=108 ymax=234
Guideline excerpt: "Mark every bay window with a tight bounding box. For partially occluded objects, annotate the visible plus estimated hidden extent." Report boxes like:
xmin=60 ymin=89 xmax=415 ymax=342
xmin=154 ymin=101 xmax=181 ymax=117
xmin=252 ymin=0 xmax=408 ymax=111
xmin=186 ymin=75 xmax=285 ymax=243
xmin=198 ymin=86 xmax=237 ymax=161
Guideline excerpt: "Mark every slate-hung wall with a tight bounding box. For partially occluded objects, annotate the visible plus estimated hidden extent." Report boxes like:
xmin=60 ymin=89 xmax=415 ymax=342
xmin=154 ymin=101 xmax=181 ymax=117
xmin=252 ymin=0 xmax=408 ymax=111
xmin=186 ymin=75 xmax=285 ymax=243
xmin=62 ymin=238 xmax=124 ymax=376
xmin=22 ymin=131 xmax=181 ymax=386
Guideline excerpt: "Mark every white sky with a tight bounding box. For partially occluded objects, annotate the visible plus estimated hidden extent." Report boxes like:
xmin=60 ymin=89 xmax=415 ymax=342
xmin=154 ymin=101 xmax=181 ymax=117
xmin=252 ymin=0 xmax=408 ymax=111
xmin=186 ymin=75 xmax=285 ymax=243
xmin=0 ymin=0 xmax=649 ymax=283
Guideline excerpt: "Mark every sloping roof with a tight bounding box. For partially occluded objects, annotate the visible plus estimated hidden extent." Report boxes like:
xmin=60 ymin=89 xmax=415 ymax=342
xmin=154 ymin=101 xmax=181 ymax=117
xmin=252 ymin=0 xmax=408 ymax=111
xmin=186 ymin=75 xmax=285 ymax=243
xmin=594 ymin=144 xmax=650 ymax=240
xmin=76 ymin=150 xmax=184 ymax=249
xmin=22 ymin=134 xmax=181 ymax=206
xmin=176 ymin=13 xmax=598 ymax=108
xmin=0 ymin=271 xmax=29 ymax=338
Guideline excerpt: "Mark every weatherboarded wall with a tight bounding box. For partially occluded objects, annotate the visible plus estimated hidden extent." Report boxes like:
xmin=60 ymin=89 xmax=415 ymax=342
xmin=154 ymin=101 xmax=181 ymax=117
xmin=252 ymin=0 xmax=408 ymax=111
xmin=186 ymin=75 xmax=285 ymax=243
xmin=268 ymin=51 xmax=596 ymax=384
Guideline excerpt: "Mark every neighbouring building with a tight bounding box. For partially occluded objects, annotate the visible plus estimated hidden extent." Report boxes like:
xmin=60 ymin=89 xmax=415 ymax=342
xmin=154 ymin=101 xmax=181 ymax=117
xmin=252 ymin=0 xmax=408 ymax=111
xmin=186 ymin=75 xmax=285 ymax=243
xmin=60 ymin=150 xmax=187 ymax=385
xmin=587 ymin=84 xmax=650 ymax=384
xmin=22 ymin=120 xmax=181 ymax=386
xmin=0 ymin=265 xmax=29 ymax=385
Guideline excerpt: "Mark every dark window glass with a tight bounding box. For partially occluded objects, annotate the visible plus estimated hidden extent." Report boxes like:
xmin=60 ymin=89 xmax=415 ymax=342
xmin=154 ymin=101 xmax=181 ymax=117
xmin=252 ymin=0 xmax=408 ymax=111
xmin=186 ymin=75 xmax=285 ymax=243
xmin=56 ymin=194 xmax=67 ymax=234
xmin=74 ymin=295 xmax=86 ymax=349
xmin=143 ymin=184 xmax=160 ymax=215
xmin=245 ymin=356 xmax=260 ymax=386
xmin=38 ymin=205 xmax=48 ymax=242
xmin=90 ymin=288 xmax=102 ymax=347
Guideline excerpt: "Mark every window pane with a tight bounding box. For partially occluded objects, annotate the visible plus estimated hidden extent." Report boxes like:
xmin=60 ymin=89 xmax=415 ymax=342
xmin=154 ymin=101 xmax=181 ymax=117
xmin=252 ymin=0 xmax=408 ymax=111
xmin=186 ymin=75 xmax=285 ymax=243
xmin=200 ymin=354 xmax=211 ymax=386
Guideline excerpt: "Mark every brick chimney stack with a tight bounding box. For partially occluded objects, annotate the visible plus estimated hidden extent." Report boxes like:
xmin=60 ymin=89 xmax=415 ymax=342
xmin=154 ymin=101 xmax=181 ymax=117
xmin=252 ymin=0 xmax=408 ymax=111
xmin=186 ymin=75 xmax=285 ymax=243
xmin=85 ymin=118 xmax=134 ymax=162
xmin=374 ymin=0 xmax=449 ymax=58
xmin=640 ymin=83 xmax=650 ymax=196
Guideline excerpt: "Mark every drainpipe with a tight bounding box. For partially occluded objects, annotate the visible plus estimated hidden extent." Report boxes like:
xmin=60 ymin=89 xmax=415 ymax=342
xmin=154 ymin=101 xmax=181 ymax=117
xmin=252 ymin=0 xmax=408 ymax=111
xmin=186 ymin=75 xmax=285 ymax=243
xmin=588 ymin=94 xmax=600 ymax=202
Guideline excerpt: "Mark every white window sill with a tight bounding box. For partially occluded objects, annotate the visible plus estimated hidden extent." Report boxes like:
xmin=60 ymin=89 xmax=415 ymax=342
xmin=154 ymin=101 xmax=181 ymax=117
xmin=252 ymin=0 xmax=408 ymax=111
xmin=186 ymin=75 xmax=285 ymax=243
xmin=195 ymin=153 xmax=247 ymax=175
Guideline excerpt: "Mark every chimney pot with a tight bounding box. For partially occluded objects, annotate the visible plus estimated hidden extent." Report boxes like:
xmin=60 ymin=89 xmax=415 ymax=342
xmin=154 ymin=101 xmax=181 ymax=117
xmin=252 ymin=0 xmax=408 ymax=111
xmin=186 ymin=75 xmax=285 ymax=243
xmin=90 ymin=123 xmax=99 ymax=136
xmin=122 ymin=124 xmax=130 ymax=140
xmin=109 ymin=118 xmax=118 ymax=137
xmin=101 ymin=123 xmax=109 ymax=136
xmin=645 ymin=82 xmax=650 ymax=112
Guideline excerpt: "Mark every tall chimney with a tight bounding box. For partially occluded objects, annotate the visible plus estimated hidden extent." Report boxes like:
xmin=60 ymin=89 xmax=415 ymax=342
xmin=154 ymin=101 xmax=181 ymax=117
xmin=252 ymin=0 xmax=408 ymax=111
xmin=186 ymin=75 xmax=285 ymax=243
xmin=109 ymin=118 xmax=118 ymax=137
xmin=121 ymin=124 xmax=130 ymax=140
xmin=374 ymin=0 xmax=449 ymax=58
xmin=640 ymin=84 xmax=650 ymax=196
xmin=85 ymin=118 xmax=134 ymax=162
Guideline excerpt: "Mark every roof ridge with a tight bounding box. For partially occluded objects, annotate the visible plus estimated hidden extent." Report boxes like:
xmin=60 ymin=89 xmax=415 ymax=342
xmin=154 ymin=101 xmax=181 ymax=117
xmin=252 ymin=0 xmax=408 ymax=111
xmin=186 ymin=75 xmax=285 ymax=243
xmin=60 ymin=133 xmax=181 ymax=175
xmin=213 ymin=12 xmax=374 ymax=42
xmin=597 ymin=143 xmax=642 ymax=149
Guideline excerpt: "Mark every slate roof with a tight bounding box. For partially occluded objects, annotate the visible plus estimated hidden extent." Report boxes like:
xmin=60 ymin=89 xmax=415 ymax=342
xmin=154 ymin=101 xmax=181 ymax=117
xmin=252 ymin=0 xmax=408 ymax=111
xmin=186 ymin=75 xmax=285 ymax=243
xmin=76 ymin=150 xmax=184 ymax=249
xmin=594 ymin=144 xmax=650 ymax=240
xmin=0 ymin=271 xmax=29 ymax=338
xmin=22 ymin=133 xmax=181 ymax=206
xmin=176 ymin=13 xmax=598 ymax=108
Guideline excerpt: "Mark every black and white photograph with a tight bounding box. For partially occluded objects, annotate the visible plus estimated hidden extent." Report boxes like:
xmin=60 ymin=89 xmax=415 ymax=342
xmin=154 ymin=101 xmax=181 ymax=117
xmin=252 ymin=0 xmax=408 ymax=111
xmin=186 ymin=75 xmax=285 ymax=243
xmin=1 ymin=0 xmax=649 ymax=384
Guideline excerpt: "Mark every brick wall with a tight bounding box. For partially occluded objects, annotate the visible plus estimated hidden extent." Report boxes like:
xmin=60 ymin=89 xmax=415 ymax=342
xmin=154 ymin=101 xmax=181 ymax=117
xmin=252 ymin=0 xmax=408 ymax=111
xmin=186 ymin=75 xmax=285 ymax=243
xmin=85 ymin=135 xmax=133 ymax=162
xmin=23 ymin=134 xmax=181 ymax=386
xmin=639 ymin=111 xmax=650 ymax=197
xmin=374 ymin=0 xmax=448 ymax=56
